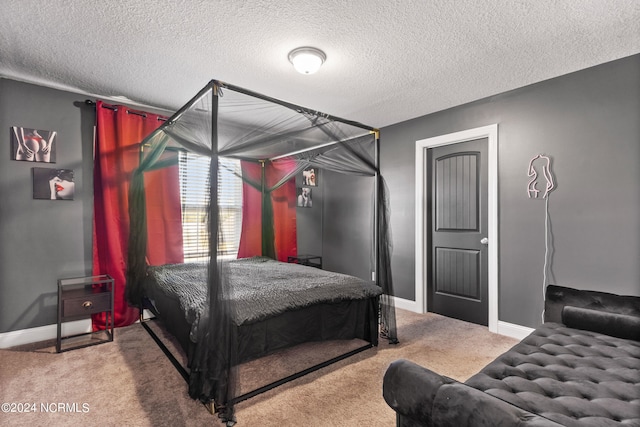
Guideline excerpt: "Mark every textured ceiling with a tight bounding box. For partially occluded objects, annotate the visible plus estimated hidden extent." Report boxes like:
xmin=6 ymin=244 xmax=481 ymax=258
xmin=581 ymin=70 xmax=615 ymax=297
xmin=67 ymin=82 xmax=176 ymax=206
xmin=1 ymin=0 xmax=639 ymax=128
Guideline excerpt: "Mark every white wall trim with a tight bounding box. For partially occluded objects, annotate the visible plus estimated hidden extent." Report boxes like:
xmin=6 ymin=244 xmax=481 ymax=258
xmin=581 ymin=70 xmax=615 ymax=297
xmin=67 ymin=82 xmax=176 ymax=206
xmin=392 ymin=296 xmax=422 ymax=313
xmin=497 ymin=321 xmax=535 ymax=341
xmin=415 ymin=124 xmax=499 ymax=333
xmin=394 ymin=295 xmax=534 ymax=340
xmin=0 ymin=319 xmax=91 ymax=349
xmin=392 ymin=298 xmax=533 ymax=340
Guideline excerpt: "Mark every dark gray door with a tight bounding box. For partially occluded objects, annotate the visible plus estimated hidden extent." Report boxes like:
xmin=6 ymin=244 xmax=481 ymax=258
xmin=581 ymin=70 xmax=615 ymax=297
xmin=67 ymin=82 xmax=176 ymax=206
xmin=427 ymin=138 xmax=488 ymax=325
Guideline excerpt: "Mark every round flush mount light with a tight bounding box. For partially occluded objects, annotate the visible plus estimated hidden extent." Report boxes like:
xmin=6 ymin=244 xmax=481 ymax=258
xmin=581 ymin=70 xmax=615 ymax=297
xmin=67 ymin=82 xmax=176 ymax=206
xmin=288 ymin=47 xmax=326 ymax=75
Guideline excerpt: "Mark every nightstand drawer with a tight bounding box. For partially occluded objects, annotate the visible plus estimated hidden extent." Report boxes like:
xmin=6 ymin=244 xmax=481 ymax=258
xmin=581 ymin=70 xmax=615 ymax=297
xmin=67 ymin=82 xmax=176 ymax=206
xmin=62 ymin=292 xmax=111 ymax=317
xmin=58 ymin=274 xmax=114 ymax=353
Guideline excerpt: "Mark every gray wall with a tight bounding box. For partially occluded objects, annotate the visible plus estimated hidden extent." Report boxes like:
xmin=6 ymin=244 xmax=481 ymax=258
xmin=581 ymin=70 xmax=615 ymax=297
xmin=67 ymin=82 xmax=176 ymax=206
xmin=1 ymin=54 xmax=638 ymax=334
xmin=321 ymin=171 xmax=375 ymax=281
xmin=296 ymin=172 xmax=324 ymax=256
xmin=0 ymin=78 xmax=95 ymax=333
xmin=0 ymin=76 xmax=375 ymax=334
xmin=296 ymin=169 xmax=375 ymax=282
xmin=381 ymin=54 xmax=640 ymax=328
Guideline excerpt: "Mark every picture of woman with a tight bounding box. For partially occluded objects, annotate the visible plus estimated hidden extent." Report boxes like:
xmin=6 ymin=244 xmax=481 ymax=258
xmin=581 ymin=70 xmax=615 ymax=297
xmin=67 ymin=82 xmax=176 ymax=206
xmin=33 ymin=168 xmax=75 ymax=200
xmin=302 ymin=167 xmax=317 ymax=186
xmin=11 ymin=126 xmax=57 ymax=163
xmin=297 ymin=187 xmax=312 ymax=207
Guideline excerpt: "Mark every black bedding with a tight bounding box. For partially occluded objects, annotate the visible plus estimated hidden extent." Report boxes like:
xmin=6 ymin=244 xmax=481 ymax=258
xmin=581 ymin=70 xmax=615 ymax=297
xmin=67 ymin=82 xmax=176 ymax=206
xmin=143 ymin=256 xmax=382 ymax=362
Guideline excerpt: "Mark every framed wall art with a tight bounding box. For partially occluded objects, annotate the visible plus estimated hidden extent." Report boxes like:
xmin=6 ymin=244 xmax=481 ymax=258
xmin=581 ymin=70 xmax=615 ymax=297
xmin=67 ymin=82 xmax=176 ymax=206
xmin=11 ymin=126 xmax=57 ymax=163
xmin=301 ymin=166 xmax=317 ymax=187
xmin=33 ymin=168 xmax=74 ymax=200
xmin=296 ymin=187 xmax=312 ymax=208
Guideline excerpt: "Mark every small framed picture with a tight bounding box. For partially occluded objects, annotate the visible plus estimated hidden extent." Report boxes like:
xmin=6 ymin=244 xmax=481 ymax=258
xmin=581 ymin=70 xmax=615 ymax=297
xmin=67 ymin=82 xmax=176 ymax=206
xmin=33 ymin=168 xmax=75 ymax=200
xmin=11 ymin=126 xmax=57 ymax=163
xmin=301 ymin=166 xmax=317 ymax=187
xmin=297 ymin=187 xmax=312 ymax=208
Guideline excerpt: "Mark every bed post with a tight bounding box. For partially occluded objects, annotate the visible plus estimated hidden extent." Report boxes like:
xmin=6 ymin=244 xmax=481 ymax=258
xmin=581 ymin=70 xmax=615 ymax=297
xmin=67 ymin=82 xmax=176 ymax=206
xmin=210 ymin=85 xmax=219 ymax=267
xmin=209 ymin=81 xmax=238 ymax=425
xmin=209 ymin=82 xmax=221 ymax=341
xmin=204 ymin=401 xmax=215 ymax=415
xmin=373 ymin=129 xmax=380 ymax=284
xmin=259 ymin=159 xmax=267 ymax=257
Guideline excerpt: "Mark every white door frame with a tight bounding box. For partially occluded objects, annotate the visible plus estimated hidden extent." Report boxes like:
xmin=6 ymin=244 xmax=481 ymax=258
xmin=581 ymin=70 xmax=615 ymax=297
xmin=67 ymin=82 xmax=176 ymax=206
xmin=415 ymin=124 xmax=499 ymax=333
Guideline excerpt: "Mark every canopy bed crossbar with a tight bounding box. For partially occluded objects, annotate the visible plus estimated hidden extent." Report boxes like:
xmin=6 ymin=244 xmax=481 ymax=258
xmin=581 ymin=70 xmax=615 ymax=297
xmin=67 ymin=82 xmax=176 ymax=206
xmin=216 ymin=80 xmax=375 ymax=133
xmin=138 ymin=305 xmax=374 ymax=415
xmin=125 ymin=80 xmax=397 ymax=425
xmin=225 ymin=342 xmax=374 ymax=407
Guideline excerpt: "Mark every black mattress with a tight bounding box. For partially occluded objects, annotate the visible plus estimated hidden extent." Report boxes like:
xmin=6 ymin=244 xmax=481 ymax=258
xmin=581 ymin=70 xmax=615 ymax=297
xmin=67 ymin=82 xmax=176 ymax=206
xmin=143 ymin=257 xmax=382 ymax=363
xmin=465 ymin=322 xmax=640 ymax=426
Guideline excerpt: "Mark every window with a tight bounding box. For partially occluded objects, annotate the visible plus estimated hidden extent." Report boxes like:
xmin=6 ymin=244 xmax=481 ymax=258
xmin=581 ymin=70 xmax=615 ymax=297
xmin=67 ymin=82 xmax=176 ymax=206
xmin=178 ymin=152 xmax=243 ymax=261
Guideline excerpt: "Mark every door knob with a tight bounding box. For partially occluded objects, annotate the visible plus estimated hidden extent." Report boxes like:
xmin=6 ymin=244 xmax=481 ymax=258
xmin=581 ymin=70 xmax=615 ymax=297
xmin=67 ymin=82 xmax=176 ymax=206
xmin=480 ymin=237 xmax=489 ymax=245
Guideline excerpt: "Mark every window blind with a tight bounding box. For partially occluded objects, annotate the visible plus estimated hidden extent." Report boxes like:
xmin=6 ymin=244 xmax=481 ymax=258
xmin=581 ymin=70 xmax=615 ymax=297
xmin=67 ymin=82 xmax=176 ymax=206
xmin=178 ymin=152 xmax=243 ymax=260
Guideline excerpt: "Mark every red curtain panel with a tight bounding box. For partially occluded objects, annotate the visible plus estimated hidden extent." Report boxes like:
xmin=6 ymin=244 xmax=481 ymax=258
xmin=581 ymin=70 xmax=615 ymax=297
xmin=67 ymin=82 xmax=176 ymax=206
xmin=237 ymin=161 xmax=297 ymax=261
xmin=144 ymin=162 xmax=184 ymax=265
xmin=237 ymin=162 xmax=263 ymax=258
xmin=267 ymin=164 xmax=297 ymax=261
xmin=92 ymin=102 xmax=183 ymax=330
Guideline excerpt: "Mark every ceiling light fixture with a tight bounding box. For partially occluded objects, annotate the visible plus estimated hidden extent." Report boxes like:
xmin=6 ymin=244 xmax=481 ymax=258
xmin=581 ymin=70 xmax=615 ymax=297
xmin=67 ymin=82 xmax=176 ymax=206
xmin=288 ymin=47 xmax=326 ymax=75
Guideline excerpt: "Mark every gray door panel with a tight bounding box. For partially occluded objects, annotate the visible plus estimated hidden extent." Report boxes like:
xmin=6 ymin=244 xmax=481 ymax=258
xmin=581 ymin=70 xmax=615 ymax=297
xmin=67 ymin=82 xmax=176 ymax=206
xmin=428 ymin=138 xmax=488 ymax=325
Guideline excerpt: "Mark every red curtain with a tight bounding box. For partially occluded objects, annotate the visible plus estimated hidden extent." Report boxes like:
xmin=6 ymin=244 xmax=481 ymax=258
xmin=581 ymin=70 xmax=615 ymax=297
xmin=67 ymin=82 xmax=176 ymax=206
xmin=237 ymin=162 xmax=263 ymax=257
xmin=92 ymin=102 xmax=183 ymax=330
xmin=237 ymin=161 xmax=297 ymax=261
xmin=268 ymin=162 xmax=297 ymax=261
xmin=144 ymin=162 xmax=184 ymax=265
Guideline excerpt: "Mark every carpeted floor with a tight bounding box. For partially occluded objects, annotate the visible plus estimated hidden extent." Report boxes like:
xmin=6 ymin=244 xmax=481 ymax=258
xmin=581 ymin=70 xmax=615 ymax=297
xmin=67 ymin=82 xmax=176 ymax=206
xmin=0 ymin=309 xmax=518 ymax=426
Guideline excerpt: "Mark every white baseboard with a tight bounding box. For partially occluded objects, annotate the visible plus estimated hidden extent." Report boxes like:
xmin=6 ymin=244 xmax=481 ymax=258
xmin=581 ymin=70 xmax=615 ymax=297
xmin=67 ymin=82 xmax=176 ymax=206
xmin=497 ymin=321 xmax=534 ymax=340
xmin=0 ymin=307 xmax=532 ymax=349
xmin=391 ymin=296 xmax=534 ymax=340
xmin=391 ymin=296 xmax=422 ymax=313
xmin=0 ymin=310 xmax=155 ymax=349
xmin=0 ymin=319 xmax=92 ymax=349
xmin=141 ymin=309 xmax=155 ymax=320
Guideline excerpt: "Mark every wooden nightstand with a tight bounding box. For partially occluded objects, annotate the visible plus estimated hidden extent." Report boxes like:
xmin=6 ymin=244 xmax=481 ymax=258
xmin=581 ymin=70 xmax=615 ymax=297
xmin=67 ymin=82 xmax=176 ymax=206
xmin=57 ymin=274 xmax=114 ymax=353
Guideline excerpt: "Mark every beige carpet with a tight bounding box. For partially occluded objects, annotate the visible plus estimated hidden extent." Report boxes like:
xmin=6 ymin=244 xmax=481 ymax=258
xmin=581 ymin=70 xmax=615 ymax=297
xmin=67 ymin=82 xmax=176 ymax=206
xmin=0 ymin=309 xmax=518 ymax=426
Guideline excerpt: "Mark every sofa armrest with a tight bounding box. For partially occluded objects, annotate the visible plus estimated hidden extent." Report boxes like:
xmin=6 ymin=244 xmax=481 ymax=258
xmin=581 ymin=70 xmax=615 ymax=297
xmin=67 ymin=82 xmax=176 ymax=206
xmin=383 ymin=359 xmax=450 ymax=425
xmin=383 ymin=359 xmax=564 ymax=426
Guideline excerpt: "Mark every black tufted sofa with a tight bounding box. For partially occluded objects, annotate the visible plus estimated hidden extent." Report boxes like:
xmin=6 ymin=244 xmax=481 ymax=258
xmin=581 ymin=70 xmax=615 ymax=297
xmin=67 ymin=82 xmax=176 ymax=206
xmin=383 ymin=285 xmax=640 ymax=426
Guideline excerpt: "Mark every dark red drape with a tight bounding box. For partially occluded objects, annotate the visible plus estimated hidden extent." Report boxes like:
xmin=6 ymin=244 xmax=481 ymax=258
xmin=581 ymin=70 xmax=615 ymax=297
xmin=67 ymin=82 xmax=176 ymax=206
xmin=144 ymin=163 xmax=184 ymax=265
xmin=237 ymin=161 xmax=297 ymax=261
xmin=92 ymin=101 xmax=183 ymax=330
xmin=268 ymin=162 xmax=297 ymax=261
xmin=237 ymin=162 xmax=263 ymax=258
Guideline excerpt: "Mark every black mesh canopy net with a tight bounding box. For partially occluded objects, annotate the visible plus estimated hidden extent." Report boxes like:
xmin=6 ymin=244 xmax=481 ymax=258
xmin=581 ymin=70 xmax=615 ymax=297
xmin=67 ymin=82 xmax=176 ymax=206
xmin=125 ymin=80 xmax=397 ymax=424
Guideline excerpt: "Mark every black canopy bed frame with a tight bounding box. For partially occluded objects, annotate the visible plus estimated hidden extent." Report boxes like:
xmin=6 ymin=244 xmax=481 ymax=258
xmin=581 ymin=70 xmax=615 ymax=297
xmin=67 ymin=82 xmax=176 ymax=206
xmin=139 ymin=257 xmax=382 ymax=404
xmin=124 ymin=80 xmax=397 ymax=425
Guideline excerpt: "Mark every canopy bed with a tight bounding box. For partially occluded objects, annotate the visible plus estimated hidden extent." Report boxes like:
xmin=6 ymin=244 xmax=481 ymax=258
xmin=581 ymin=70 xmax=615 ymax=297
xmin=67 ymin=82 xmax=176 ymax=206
xmin=124 ymin=80 xmax=397 ymax=425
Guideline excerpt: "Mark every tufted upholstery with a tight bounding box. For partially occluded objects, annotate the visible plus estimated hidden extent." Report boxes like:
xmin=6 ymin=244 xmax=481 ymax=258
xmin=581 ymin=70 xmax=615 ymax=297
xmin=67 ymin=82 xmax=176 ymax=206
xmin=383 ymin=285 xmax=640 ymax=426
xmin=465 ymin=323 xmax=640 ymax=426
